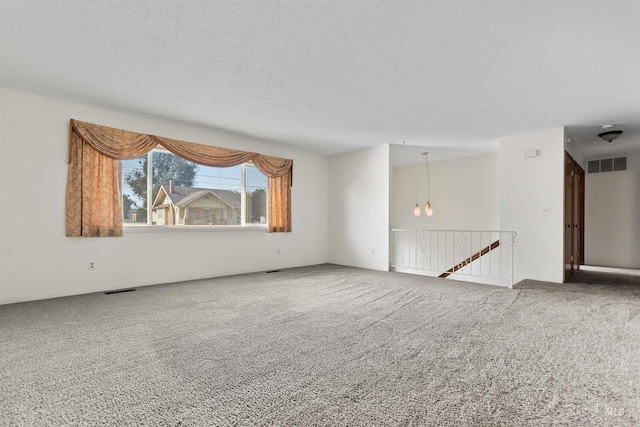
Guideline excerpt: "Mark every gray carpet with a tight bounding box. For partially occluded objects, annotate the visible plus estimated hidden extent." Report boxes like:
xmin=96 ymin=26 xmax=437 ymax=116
xmin=1 ymin=264 xmax=639 ymax=426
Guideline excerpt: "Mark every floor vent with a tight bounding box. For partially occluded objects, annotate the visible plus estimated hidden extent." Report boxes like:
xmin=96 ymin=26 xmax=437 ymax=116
xmin=587 ymin=156 xmax=627 ymax=173
xmin=265 ymin=270 xmax=281 ymax=274
xmin=104 ymin=288 xmax=136 ymax=295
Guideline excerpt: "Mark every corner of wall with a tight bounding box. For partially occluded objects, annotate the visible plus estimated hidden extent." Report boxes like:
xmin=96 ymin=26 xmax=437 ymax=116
xmin=328 ymin=144 xmax=391 ymax=271
xmin=499 ymin=127 xmax=565 ymax=284
xmin=564 ymin=127 xmax=587 ymax=168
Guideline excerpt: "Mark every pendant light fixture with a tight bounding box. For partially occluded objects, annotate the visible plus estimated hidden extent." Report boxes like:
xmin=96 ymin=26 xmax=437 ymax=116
xmin=598 ymin=124 xmax=623 ymax=143
xmin=413 ymin=152 xmax=433 ymax=217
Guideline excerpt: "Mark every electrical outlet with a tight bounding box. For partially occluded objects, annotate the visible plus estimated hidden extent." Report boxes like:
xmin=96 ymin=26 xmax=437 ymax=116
xmin=277 ymin=249 xmax=280 ymax=254
xmin=541 ymin=208 xmax=551 ymax=216
xmin=88 ymin=262 xmax=95 ymax=270
xmin=371 ymin=248 xmax=376 ymax=255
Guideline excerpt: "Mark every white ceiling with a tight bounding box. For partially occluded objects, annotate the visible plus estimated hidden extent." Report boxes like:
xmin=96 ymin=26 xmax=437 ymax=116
xmin=1 ymin=0 xmax=639 ymax=163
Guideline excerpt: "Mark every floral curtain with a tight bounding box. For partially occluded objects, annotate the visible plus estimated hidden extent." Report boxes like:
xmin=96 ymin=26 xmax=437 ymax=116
xmin=66 ymin=119 xmax=293 ymax=236
xmin=266 ymin=167 xmax=293 ymax=233
xmin=66 ymin=131 xmax=125 ymax=236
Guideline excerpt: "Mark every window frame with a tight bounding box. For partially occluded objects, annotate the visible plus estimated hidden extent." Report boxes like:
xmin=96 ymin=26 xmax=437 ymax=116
xmin=123 ymin=147 xmax=268 ymax=230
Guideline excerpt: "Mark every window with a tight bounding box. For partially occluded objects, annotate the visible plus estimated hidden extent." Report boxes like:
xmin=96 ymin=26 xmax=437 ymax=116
xmin=67 ymin=119 xmax=292 ymax=237
xmin=122 ymin=149 xmax=267 ymax=227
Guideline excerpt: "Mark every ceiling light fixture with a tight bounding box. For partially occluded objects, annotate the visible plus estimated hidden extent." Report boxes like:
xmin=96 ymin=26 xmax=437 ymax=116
xmin=598 ymin=124 xmax=623 ymax=143
xmin=414 ymin=152 xmax=433 ymax=217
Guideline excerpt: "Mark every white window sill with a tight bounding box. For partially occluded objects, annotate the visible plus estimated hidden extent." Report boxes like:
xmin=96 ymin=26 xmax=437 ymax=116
xmin=124 ymin=225 xmax=268 ymax=233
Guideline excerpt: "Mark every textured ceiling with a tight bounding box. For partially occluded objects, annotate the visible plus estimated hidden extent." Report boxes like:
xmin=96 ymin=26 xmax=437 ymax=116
xmin=1 ymin=0 xmax=639 ymax=161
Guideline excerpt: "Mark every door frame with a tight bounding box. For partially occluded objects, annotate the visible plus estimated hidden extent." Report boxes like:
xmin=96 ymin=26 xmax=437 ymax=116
xmin=564 ymin=151 xmax=585 ymax=282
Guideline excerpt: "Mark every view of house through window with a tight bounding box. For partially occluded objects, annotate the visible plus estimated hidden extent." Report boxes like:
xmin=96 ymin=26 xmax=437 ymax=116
xmin=122 ymin=149 xmax=267 ymax=226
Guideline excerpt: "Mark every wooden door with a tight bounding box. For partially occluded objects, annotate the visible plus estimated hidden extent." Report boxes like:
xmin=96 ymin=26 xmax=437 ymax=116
xmin=564 ymin=152 xmax=575 ymax=281
xmin=573 ymin=165 xmax=585 ymax=269
xmin=564 ymin=152 xmax=585 ymax=281
xmin=578 ymin=166 xmax=585 ymax=266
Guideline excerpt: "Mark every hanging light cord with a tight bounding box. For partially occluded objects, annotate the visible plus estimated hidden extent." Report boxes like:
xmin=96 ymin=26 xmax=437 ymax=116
xmin=424 ymin=153 xmax=431 ymax=201
xmin=415 ymin=155 xmax=424 ymax=204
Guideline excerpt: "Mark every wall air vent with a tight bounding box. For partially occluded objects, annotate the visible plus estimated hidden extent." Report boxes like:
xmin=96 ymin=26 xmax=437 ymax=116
xmin=587 ymin=157 xmax=627 ymax=174
xmin=614 ymin=157 xmax=627 ymax=171
xmin=104 ymin=288 xmax=136 ymax=295
xmin=601 ymin=158 xmax=613 ymax=173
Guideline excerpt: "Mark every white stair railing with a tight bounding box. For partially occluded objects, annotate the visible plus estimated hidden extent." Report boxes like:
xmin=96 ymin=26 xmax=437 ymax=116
xmin=390 ymin=229 xmax=517 ymax=288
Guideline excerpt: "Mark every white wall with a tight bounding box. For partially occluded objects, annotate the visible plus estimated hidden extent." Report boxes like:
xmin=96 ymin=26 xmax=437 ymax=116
xmin=391 ymin=153 xmax=500 ymax=230
xmin=564 ymin=128 xmax=587 ymax=169
xmin=0 ymin=88 xmax=329 ymax=304
xmin=499 ymin=127 xmax=565 ymax=284
xmin=328 ymin=144 xmax=390 ymax=271
xmin=585 ymin=153 xmax=640 ymax=268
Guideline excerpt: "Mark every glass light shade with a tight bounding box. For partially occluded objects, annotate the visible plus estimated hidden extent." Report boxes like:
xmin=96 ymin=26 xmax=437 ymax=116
xmin=598 ymin=130 xmax=622 ymax=143
xmin=425 ymin=201 xmax=433 ymax=217
xmin=414 ymin=203 xmax=420 ymax=216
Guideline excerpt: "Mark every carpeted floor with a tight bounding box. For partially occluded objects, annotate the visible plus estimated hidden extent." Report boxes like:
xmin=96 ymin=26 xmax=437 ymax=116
xmin=1 ymin=264 xmax=639 ymax=426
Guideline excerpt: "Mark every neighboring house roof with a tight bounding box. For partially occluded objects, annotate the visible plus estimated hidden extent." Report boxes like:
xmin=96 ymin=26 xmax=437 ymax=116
xmin=153 ymin=184 xmax=241 ymax=209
